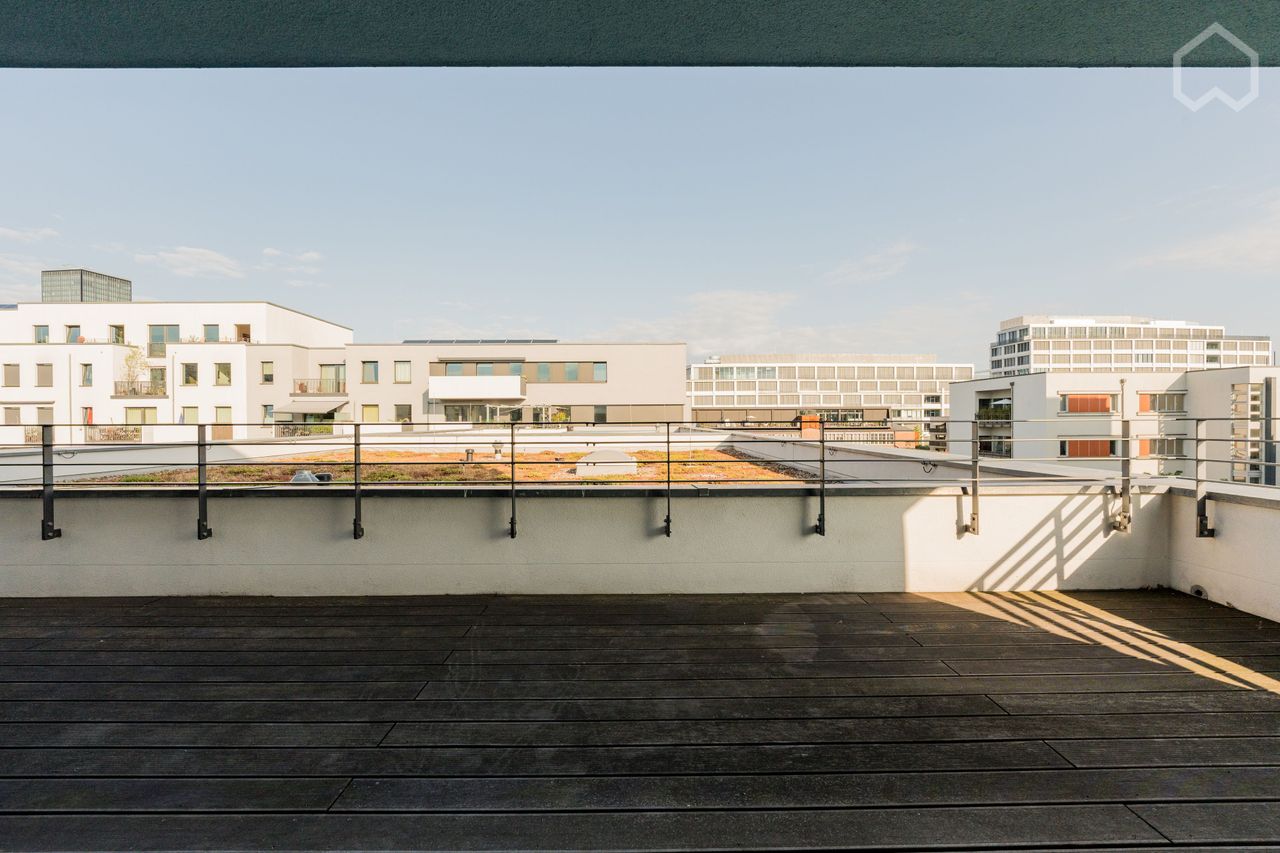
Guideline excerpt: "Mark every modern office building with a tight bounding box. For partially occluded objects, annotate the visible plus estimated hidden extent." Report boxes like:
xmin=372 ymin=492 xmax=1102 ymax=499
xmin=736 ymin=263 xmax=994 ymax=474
xmin=40 ymin=269 xmax=133 ymax=303
xmin=687 ymin=354 xmax=974 ymax=447
xmin=0 ymin=275 xmax=688 ymax=443
xmin=989 ymin=315 xmax=1273 ymax=378
xmin=948 ymin=368 xmax=1279 ymax=484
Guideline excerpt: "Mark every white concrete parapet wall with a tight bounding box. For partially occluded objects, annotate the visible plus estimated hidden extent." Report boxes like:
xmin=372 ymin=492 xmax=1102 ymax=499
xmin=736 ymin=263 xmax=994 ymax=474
xmin=0 ymin=486 xmax=1167 ymax=597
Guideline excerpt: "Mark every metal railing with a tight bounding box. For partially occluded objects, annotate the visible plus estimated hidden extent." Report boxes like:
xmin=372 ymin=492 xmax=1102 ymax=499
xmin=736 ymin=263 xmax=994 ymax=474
xmin=112 ymin=380 xmax=167 ymax=397
xmin=291 ymin=378 xmax=347 ymax=395
xmin=0 ymin=416 xmax=1276 ymax=544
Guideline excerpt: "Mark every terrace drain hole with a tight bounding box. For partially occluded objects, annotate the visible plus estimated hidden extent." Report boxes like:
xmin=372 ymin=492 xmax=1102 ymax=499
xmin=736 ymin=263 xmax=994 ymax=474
xmin=1190 ymin=585 xmax=1206 ymax=598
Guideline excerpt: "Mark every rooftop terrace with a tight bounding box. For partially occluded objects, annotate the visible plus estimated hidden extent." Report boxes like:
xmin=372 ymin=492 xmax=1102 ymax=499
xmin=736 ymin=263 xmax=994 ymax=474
xmin=1 ymin=590 xmax=1279 ymax=849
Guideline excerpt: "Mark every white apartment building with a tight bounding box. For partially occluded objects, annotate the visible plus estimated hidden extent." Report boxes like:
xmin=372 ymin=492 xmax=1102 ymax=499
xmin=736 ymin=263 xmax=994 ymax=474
xmin=0 ymin=286 xmax=687 ymax=445
xmin=989 ymin=315 xmax=1273 ymax=378
xmin=688 ymin=354 xmax=973 ymax=421
xmin=948 ymin=367 xmax=1279 ymax=484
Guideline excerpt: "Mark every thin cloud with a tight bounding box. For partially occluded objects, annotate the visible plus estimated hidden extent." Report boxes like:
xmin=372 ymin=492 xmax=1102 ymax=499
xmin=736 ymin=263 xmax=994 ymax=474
xmin=261 ymin=247 xmax=284 ymax=257
xmin=135 ymin=247 xmax=244 ymax=279
xmin=0 ymin=253 xmax=47 ymax=303
xmin=821 ymin=240 xmax=920 ymax=285
xmin=594 ymin=288 xmax=991 ymax=363
xmin=1132 ymin=197 xmax=1280 ymax=273
xmin=0 ymin=226 xmax=59 ymax=243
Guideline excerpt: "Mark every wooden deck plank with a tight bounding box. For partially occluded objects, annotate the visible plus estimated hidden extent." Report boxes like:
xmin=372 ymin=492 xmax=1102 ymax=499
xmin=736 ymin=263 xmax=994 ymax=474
xmin=0 ymin=695 xmax=1005 ymax=723
xmin=0 ymin=779 xmax=350 ymax=813
xmin=0 ymin=807 xmax=1167 ymax=850
xmin=335 ymin=767 xmax=1280 ymax=811
xmin=1051 ymin=736 xmax=1280 ymax=767
xmin=0 ymin=741 xmax=1071 ymax=777
xmin=415 ymin=672 xmax=1239 ymax=699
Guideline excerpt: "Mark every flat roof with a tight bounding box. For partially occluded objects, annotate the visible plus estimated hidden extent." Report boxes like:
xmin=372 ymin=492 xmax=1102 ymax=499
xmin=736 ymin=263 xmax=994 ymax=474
xmin=12 ymin=300 xmax=353 ymax=331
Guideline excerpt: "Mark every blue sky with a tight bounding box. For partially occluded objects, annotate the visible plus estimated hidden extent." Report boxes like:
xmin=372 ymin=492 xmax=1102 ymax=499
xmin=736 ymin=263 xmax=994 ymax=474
xmin=0 ymin=67 xmax=1277 ymax=366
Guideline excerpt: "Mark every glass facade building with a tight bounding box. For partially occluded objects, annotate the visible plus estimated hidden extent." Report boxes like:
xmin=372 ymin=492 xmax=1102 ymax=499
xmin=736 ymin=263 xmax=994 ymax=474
xmin=40 ymin=269 xmax=132 ymax=303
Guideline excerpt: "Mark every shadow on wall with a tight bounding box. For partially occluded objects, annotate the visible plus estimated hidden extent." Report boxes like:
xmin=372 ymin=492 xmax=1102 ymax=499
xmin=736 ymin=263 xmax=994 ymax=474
xmin=900 ymin=490 xmax=1165 ymax=594
xmin=968 ymin=493 xmax=1123 ymax=591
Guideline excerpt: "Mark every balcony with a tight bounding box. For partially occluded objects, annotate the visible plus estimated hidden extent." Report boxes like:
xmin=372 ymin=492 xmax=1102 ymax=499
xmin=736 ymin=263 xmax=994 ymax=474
xmin=3 ymin=417 xmax=1280 ymax=848
xmin=290 ymin=378 xmax=348 ymax=395
xmin=112 ymin=380 xmax=167 ymax=398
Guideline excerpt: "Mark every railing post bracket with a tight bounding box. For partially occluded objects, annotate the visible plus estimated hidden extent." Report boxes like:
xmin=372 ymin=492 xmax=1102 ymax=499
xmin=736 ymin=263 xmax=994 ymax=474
xmin=40 ymin=424 xmax=61 ymax=541
xmin=196 ymin=424 xmax=213 ymax=540
xmin=352 ymin=423 xmax=364 ymax=540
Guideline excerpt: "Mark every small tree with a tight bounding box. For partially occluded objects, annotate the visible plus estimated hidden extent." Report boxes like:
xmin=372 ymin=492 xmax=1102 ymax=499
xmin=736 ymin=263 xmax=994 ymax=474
xmin=123 ymin=346 xmax=148 ymax=383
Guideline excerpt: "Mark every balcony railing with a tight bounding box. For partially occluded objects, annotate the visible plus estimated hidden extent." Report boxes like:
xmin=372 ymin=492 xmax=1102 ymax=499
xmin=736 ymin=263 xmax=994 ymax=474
xmin=3 ymin=417 xmax=1277 ymax=550
xmin=113 ymin=380 xmax=167 ymax=397
xmin=85 ymin=425 xmax=143 ymax=443
xmin=275 ymin=423 xmax=336 ymax=437
xmin=291 ymin=378 xmax=347 ymax=395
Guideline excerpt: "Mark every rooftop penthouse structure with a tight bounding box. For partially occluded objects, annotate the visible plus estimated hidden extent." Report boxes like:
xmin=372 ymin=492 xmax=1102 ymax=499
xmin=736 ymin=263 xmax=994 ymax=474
xmin=989 ymin=315 xmax=1273 ymax=378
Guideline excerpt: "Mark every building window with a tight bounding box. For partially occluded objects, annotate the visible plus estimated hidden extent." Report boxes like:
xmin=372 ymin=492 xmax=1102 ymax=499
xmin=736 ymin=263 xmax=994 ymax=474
xmin=476 ymin=362 xmax=494 ymax=376
xmin=35 ymin=363 xmax=52 ymax=387
xmin=394 ymin=361 xmax=411 ymax=383
xmin=361 ymin=361 xmax=379 ymax=383
xmin=203 ymin=324 xmax=219 ymax=342
xmin=33 ymin=325 xmax=48 ymax=344
xmin=79 ymin=364 xmax=93 ymax=387
xmin=593 ymin=405 xmax=608 ymax=424
xmin=260 ymin=361 xmax=274 ymax=384
xmin=361 ymin=404 xmax=380 ymax=422
xmin=1058 ymin=394 xmax=1116 ymax=414
xmin=262 ymin=404 xmax=275 ymax=424
xmin=445 ymin=362 xmax=463 ymax=376
xmin=565 ymin=362 xmax=579 ymax=381
xmin=2 ymin=364 xmax=17 ymax=387
xmin=536 ymin=362 xmax=550 ymax=382
xmin=507 ymin=362 xmax=522 ymax=376
xmin=1138 ymin=393 xmax=1185 ymax=413
xmin=182 ymin=363 xmax=199 ymax=386
xmin=3 ymin=407 xmax=19 ymax=425
xmin=215 ymin=406 xmax=232 ymax=424
xmin=148 ymin=324 xmax=179 ymax=357
xmin=214 ymin=363 xmax=231 ymax=386
xmin=180 ymin=406 xmax=199 ymax=424
xmin=1059 ymin=439 xmax=1117 ymax=458
xmin=36 ymin=406 xmax=53 ymax=425
xmin=125 ymin=407 xmax=158 ymax=425
xmin=108 ymin=325 xmax=125 ymax=345
xmin=150 ymin=367 xmax=166 ymax=387
xmin=1140 ymin=437 xmax=1184 ymax=459
xmin=65 ymin=325 xmax=81 ymax=343
xmin=81 ymin=407 xmax=93 ymax=425
xmin=394 ymin=404 xmax=412 ymax=423
xmin=593 ymin=362 xmax=607 ymax=381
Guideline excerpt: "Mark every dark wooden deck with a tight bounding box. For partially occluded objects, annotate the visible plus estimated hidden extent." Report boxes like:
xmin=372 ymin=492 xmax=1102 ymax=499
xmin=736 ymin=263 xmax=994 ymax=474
xmin=1 ymin=589 xmax=1280 ymax=850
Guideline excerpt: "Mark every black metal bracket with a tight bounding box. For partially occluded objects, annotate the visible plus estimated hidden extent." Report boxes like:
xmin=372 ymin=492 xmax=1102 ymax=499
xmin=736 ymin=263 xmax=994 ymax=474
xmin=664 ymin=422 xmax=672 ymax=537
xmin=41 ymin=425 xmax=61 ymax=541
xmin=508 ymin=422 xmax=517 ymax=538
xmin=196 ymin=424 xmax=213 ymax=540
xmin=1197 ymin=513 xmax=1216 ymax=538
xmin=813 ymin=420 xmax=826 ymax=535
xmin=352 ymin=424 xmax=364 ymax=539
